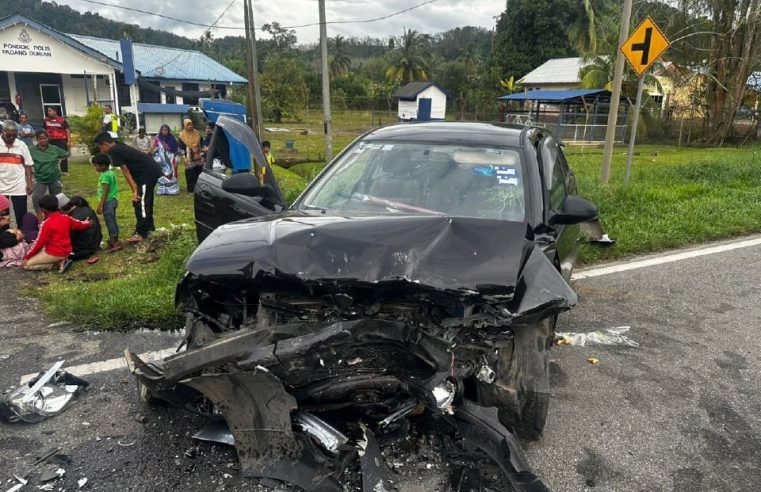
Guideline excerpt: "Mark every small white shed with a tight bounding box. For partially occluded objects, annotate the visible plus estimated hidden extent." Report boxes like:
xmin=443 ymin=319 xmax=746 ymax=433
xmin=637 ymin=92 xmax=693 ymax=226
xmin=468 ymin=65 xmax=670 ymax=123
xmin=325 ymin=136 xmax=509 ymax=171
xmin=393 ymin=82 xmax=448 ymax=121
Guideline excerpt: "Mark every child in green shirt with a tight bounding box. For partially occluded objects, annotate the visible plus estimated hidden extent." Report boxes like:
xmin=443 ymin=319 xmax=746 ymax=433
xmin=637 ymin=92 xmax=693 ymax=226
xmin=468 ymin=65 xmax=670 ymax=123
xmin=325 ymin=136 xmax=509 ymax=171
xmin=92 ymin=154 xmax=122 ymax=252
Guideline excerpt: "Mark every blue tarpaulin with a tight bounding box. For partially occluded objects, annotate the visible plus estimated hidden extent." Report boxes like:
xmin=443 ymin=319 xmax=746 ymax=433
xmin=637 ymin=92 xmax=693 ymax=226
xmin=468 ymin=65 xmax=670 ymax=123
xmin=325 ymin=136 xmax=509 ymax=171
xmin=499 ymin=89 xmax=606 ymax=101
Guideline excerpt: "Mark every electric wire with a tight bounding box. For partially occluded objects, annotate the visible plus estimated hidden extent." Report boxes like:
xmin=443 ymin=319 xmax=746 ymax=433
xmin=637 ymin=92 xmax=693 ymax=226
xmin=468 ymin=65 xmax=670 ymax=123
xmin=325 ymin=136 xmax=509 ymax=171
xmin=69 ymin=0 xmax=442 ymax=31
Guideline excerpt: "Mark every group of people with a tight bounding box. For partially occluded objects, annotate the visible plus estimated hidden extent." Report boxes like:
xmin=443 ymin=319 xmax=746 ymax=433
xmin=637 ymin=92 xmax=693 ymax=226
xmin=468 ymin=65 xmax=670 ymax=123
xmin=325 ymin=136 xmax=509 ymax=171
xmin=0 ymin=105 xmax=275 ymax=273
xmin=132 ymin=119 xmax=213 ymax=195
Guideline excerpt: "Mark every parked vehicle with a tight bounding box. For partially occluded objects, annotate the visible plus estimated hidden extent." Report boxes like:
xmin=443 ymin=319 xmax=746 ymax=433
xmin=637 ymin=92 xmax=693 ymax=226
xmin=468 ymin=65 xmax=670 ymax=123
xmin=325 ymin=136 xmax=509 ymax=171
xmin=128 ymin=119 xmax=603 ymax=490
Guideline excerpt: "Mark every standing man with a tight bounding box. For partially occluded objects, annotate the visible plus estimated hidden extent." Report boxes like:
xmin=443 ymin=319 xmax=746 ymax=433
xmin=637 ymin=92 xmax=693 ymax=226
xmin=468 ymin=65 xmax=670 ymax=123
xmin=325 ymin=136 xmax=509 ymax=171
xmin=43 ymin=107 xmax=71 ymax=174
xmin=17 ymin=113 xmax=35 ymax=148
xmin=0 ymin=121 xmax=34 ymax=226
xmin=102 ymin=104 xmax=119 ymax=138
xmin=94 ymin=132 xmax=162 ymax=243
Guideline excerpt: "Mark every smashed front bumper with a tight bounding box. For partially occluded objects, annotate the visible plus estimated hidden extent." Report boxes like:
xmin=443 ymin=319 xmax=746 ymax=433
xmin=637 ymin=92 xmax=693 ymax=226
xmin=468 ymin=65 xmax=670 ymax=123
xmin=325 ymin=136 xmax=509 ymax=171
xmin=126 ymin=317 xmax=549 ymax=491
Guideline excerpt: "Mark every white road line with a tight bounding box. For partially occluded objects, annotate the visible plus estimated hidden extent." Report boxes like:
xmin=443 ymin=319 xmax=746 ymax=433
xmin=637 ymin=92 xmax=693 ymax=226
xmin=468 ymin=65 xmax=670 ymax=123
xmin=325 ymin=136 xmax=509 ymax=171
xmin=21 ymin=236 xmax=761 ymax=383
xmin=573 ymin=236 xmax=761 ymax=280
xmin=19 ymin=347 xmax=177 ymax=385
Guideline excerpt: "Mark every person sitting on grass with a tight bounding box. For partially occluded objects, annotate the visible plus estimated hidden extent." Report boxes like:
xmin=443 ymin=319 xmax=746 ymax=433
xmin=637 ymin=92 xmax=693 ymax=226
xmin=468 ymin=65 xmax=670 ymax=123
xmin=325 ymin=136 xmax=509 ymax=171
xmin=92 ymin=153 xmax=122 ymax=253
xmin=23 ymin=194 xmax=92 ymax=272
xmin=60 ymin=195 xmax=102 ymax=272
xmin=0 ymin=194 xmax=29 ymax=267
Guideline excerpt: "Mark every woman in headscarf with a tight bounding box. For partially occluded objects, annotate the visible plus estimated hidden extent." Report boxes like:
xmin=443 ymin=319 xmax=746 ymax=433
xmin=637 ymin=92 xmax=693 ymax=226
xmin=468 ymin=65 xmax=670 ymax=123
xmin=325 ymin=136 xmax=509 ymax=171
xmin=149 ymin=124 xmax=180 ymax=195
xmin=178 ymin=118 xmax=204 ymax=193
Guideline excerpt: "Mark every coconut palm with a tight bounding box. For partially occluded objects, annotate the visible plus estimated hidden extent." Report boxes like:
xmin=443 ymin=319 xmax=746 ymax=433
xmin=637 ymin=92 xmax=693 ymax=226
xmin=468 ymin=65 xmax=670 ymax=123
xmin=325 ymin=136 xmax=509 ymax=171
xmin=329 ymin=36 xmax=352 ymax=80
xmin=385 ymin=29 xmax=428 ymax=84
xmin=567 ymin=0 xmax=617 ymax=55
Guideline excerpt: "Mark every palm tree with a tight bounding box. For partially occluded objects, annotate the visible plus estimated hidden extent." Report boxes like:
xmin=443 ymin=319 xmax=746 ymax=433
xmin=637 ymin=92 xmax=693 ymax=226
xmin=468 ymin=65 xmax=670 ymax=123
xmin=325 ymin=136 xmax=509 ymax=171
xmin=329 ymin=36 xmax=352 ymax=80
xmin=578 ymin=53 xmax=662 ymax=97
xmin=385 ymin=29 xmax=428 ymax=84
xmin=567 ymin=0 xmax=617 ymax=55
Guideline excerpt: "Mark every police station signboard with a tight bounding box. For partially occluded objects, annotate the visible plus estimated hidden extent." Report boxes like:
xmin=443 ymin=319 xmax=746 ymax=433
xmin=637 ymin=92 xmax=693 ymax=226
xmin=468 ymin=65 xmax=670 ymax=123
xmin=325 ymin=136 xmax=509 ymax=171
xmin=2 ymin=29 xmax=53 ymax=57
xmin=0 ymin=25 xmax=113 ymax=75
xmin=620 ymin=16 xmax=670 ymax=77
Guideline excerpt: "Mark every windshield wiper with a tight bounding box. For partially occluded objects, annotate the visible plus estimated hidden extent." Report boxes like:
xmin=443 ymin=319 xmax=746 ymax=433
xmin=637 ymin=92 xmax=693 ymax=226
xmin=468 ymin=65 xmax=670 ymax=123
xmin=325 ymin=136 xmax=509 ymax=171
xmin=302 ymin=204 xmax=327 ymax=214
xmin=350 ymin=193 xmax=441 ymax=215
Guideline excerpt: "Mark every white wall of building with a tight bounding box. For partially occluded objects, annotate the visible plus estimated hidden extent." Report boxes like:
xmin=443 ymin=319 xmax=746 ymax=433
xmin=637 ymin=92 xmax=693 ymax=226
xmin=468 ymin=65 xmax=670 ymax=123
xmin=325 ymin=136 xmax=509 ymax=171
xmin=61 ymin=74 xmax=113 ymax=115
xmin=418 ymin=86 xmax=446 ymax=120
xmin=0 ymin=24 xmax=113 ymax=75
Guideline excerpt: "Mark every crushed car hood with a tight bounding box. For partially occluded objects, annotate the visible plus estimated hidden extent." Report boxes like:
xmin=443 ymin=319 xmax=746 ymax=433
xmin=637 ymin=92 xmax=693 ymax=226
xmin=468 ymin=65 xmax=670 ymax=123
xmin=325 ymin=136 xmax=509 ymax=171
xmin=186 ymin=213 xmax=577 ymax=317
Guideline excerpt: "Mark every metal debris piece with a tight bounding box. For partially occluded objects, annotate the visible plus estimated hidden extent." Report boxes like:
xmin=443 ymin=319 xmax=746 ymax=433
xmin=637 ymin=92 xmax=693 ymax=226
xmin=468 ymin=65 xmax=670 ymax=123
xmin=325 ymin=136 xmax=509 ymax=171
xmin=432 ymin=380 xmax=456 ymax=411
xmin=0 ymin=361 xmax=88 ymax=423
xmin=77 ymin=478 xmax=88 ymax=488
xmin=192 ymin=420 xmax=235 ymax=446
xmin=476 ymin=363 xmax=496 ymax=384
xmin=293 ymin=411 xmax=348 ymax=455
xmin=556 ymin=326 xmax=639 ymax=347
xmin=359 ymin=426 xmax=394 ymax=492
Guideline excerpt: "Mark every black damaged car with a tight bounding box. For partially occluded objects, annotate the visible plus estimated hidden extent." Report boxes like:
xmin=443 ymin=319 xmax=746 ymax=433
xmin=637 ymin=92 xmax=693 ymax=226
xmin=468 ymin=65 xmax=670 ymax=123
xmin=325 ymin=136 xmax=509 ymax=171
xmin=127 ymin=118 xmax=605 ymax=491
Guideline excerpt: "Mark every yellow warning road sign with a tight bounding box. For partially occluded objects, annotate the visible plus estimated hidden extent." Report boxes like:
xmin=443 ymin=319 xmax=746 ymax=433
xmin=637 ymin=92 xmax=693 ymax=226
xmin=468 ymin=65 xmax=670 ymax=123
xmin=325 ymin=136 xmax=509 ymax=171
xmin=621 ymin=16 xmax=670 ymax=76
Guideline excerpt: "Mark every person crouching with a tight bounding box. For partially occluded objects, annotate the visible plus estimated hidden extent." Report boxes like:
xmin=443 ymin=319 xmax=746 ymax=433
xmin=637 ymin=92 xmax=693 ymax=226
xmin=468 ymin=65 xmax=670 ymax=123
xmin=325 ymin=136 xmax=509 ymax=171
xmin=23 ymin=194 xmax=92 ymax=272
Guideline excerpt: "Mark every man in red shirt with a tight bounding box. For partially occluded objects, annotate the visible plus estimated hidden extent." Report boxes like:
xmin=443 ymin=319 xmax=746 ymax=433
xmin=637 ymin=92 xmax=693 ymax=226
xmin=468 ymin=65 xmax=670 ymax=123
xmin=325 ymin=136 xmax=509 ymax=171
xmin=23 ymin=194 xmax=92 ymax=271
xmin=42 ymin=107 xmax=71 ymax=174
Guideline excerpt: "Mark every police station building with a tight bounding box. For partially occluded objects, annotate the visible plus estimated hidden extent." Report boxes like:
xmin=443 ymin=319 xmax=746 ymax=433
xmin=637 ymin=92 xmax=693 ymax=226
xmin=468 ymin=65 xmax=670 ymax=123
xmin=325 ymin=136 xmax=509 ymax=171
xmin=0 ymin=14 xmax=247 ymax=125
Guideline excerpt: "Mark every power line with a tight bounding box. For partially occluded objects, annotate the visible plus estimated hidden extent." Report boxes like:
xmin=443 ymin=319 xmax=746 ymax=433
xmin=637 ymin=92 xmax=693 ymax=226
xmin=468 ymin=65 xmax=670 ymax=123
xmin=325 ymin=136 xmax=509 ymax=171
xmin=70 ymin=0 xmax=442 ymax=31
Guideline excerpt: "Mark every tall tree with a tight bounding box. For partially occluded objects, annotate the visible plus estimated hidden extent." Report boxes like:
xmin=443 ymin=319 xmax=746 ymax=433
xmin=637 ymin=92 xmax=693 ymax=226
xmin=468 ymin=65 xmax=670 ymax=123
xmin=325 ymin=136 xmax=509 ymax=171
xmin=492 ymin=0 xmax=576 ymax=80
xmin=329 ymin=36 xmax=352 ymax=79
xmin=688 ymin=0 xmax=761 ymax=143
xmin=385 ymin=29 xmax=429 ymax=84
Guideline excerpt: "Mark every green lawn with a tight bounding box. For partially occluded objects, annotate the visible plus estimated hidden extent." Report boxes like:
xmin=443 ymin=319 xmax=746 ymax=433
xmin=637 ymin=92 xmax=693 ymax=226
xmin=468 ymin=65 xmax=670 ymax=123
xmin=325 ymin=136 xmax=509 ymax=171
xmin=27 ymin=137 xmax=761 ymax=331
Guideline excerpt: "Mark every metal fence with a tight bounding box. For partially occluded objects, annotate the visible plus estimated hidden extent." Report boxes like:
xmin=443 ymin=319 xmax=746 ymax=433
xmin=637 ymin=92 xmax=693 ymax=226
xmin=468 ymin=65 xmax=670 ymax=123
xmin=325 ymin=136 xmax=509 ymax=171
xmin=503 ymin=110 xmax=628 ymax=144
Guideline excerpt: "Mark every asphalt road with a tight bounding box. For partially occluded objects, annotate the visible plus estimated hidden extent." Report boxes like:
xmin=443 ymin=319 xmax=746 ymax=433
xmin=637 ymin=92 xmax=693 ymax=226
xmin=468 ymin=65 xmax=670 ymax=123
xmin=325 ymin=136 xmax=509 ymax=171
xmin=1 ymin=237 xmax=760 ymax=491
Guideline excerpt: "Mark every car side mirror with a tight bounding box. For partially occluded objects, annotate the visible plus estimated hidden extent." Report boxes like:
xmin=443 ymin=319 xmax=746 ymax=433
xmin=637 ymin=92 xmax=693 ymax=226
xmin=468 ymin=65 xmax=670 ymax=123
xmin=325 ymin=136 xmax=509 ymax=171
xmin=549 ymin=195 xmax=598 ymax=226
xmin=221 ymin=172 xmax=279 ymax=201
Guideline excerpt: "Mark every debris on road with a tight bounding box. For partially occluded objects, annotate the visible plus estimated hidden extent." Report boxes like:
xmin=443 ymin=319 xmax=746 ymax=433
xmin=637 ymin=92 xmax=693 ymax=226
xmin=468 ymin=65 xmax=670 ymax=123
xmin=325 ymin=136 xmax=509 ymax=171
xmin=556 ymin=326 xmax=639 ymax=347
xmin=77 ymin=478 xmax=88 ymax=488
xmin=587 ymin=358 xmax=600 ymax=365
xmin=0 ymin=361 xmax=89 ymax=423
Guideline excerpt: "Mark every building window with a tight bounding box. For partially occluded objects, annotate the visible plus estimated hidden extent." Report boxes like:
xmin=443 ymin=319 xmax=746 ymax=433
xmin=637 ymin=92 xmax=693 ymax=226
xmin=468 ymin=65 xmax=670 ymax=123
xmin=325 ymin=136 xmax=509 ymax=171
xmin=164 ymin=87 xmax=176 ymax=104
xmin=182 ymin=83 xmax=199 ymax=105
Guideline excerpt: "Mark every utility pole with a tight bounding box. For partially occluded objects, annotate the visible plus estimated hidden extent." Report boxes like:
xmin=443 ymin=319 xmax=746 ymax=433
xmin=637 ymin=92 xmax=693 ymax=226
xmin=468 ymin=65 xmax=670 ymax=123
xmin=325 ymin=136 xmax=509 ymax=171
xmin=243 ymin=0 xmax=263 ymax=141
xmin=600 ymin=0 xmax=633 ymax=184
xmin=624 ymin=74 xmax=646 ymax=186
xmin=318 ymin=0 xmax=333 ymax=163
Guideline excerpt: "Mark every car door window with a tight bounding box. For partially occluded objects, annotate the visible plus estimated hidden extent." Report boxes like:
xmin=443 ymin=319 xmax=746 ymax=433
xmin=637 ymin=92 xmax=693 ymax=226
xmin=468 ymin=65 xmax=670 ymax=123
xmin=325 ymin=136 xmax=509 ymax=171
xmin=539 ymin=137 xmax=566 ymax=211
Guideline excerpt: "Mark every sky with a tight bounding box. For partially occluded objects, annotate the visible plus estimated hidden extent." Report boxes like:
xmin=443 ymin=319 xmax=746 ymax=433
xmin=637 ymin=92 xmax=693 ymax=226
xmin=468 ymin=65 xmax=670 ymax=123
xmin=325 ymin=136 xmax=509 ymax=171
xmin=66 ymin=0 xmax=506 ymax=44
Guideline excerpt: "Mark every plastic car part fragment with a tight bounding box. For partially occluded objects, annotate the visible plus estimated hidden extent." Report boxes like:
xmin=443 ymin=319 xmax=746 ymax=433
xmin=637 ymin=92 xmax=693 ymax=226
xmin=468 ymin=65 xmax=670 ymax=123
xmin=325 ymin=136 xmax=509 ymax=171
xmin=449 ymin=400 xmax=549 ymax=492
xmin=0 ymin=361 xmax=89 ymax=423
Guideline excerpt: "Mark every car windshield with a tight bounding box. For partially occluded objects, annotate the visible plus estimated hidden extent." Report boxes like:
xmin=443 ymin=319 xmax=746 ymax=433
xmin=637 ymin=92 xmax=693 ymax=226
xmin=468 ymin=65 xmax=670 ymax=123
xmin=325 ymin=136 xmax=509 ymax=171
xmin=298 ymin=141 xmax=526 ymax=221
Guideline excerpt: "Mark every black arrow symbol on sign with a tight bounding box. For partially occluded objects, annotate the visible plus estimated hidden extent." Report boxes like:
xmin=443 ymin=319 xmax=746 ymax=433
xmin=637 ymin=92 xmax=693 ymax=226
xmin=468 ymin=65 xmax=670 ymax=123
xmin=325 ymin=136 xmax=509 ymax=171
xmin=631 ymin=27 xmax=653 ymax=65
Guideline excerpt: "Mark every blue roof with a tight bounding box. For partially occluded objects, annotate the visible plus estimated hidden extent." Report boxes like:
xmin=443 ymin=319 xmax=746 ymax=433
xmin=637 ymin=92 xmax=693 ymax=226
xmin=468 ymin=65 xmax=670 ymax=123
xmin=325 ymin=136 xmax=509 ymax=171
xmin=137 ymin=103 xmax=190 ymax=114
xmin=69 ymin=34 xmax=247 ymax=84
xmin=499 ymin=89 xmax=606 ymax=101
xmin=0 ymin=14 xmax=122 ymax=71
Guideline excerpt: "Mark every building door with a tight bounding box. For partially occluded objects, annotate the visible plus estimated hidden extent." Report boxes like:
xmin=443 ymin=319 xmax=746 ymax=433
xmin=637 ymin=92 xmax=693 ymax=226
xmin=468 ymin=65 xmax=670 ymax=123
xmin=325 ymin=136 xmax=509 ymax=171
xmin=40 ymin=84 xmax=63 ymax=118
xmin=418 ymin=98 xmax=432 ymax=121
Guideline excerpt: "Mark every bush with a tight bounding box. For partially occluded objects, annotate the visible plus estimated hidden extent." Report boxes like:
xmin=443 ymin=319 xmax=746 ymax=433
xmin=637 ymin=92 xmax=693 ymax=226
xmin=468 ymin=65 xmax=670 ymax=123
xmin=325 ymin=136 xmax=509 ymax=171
xmin=272 ymin=165 xmax=308 ymax=204
xmin=68 ymin=104 xmax=105 ymax=156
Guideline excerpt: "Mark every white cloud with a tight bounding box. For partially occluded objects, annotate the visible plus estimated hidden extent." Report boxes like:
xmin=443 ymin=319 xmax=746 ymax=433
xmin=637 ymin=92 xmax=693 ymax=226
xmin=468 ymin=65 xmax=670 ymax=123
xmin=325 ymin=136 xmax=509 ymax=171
xmin=66 ymin=0 xmax=505 ymax=44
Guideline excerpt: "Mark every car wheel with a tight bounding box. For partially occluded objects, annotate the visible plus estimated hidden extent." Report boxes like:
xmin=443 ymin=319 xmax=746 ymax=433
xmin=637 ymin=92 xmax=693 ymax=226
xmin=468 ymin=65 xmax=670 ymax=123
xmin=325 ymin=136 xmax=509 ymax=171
xmin=476 ymin=316 xmax=555 ymax=440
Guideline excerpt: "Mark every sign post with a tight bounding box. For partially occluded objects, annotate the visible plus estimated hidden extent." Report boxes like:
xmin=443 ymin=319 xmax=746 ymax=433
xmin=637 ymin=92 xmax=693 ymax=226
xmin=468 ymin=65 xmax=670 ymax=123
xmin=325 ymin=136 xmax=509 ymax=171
xmin=620 ymin=16 xmax=670 ymax=185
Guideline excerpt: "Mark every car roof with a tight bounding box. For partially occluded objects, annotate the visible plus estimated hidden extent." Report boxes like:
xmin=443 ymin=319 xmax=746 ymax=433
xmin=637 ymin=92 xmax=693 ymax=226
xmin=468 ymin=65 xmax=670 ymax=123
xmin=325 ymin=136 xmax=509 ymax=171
xmin=363 ymin=122 xmax=535 ymax=148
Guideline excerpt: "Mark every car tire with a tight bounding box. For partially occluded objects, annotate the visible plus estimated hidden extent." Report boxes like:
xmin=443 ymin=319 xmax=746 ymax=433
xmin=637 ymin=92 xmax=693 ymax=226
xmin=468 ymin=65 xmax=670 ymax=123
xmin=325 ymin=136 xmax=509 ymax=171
xmin=476 ymin=316 xmax=554 ymax=440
